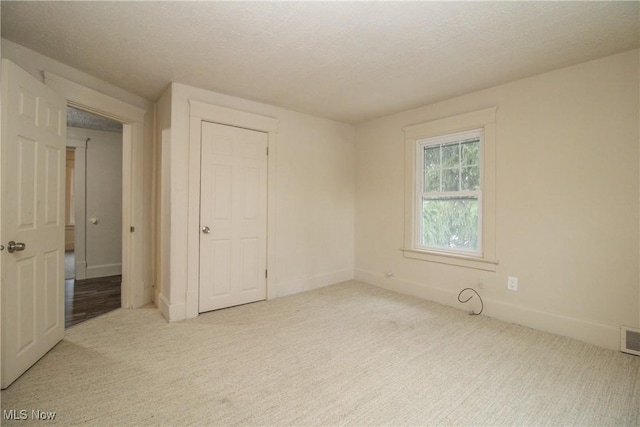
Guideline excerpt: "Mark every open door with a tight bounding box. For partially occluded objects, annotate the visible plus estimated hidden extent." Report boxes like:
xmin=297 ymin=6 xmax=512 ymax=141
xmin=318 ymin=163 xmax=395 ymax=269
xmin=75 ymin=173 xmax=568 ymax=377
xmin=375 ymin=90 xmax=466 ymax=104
xmin=1 ymin=59 xmax=66 ymax=388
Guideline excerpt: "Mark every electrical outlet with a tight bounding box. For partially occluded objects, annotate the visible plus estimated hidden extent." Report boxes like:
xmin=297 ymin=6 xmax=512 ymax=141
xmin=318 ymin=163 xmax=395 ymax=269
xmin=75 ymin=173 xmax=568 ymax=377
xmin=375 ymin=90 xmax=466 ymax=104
xmin=507 ymin=276 xmax=518 ymax=291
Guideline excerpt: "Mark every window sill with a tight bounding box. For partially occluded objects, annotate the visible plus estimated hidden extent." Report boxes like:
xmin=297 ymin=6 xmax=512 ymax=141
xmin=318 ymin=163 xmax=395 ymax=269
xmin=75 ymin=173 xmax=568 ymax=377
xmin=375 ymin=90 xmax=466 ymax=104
xmin=402 ymin=248 xmax=498 ymax=271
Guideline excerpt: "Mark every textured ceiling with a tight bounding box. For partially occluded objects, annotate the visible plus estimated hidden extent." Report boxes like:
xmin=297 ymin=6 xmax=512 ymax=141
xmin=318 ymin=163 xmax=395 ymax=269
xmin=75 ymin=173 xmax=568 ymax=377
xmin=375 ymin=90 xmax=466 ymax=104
xmin=2 ymin=1 xmax=639 ymax=124
xmin=67 ymin=107 xmax=123 ymax=133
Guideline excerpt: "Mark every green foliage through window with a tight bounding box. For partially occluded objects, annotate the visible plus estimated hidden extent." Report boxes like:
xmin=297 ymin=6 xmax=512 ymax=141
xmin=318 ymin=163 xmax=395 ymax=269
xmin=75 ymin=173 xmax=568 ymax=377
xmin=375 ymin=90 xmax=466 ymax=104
xmin=422 ymin=197 xmax=478 ymax=251
xmin=418 ymin=131 xmax=482 ymax=254
xmin=423 ymin=138 xmax=480 ymax=193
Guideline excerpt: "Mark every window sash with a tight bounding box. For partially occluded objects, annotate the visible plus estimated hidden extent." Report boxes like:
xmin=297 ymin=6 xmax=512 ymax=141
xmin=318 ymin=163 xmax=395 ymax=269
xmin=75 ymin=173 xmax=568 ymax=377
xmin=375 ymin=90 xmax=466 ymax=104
xmin=416 ymin=193 xmax=483 ymax=255
xmin=415 ymin=129 xmax=483 ymax=256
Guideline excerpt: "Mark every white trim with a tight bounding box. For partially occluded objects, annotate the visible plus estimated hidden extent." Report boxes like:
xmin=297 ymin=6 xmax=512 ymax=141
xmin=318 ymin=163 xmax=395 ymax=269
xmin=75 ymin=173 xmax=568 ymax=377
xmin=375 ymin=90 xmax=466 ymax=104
xmin=156 ymin=128 xmax=171 ymax=311
xmin=189 ymin=101 xmax=279 ymax=133
xmin=276 ymin=269 xmax=354 ymax=298
xmin=415 ymin=129 xmax=483 ymax=256
xmin=404 ymin=107 xmax=497 ymax=139
xmin=44 ymin=71 xmax=146 ymax=123
xmin=186 ymin=100 xmax=279 ymax=320
xmin=158 ymin=294 xmax=185 ymax=323
xmin=355 ymin=269 xmax=620 ymax=350
xmin=44 ymin=72 xmax=150 ymax=309
xmin=401 ymin=248 xmax=498 ymax=271
xmin=404 ymin=107 xmax=497 ymax=270
xmin=66 ymin=138 xmax=87 ymax=149
xmin=86 ymin=263 xmax=122 ymax=278
xmin=158 ymin=294 xmax=171 ymax=321
xmin=72 ymin=144 xmax=87 ymax=279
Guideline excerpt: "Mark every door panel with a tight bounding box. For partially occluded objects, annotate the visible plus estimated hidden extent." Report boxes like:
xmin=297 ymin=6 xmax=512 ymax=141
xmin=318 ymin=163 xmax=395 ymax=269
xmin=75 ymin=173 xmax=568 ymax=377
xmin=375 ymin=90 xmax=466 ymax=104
xmin=17 ymin=258 xmax=36 ymax=352
xmin=240 ymin=238 xmax=259 ymax=292
xmin=2 ymin=59 xmax=66 ymax=389
xmin=211 ymin=239 xmax=231 ymax=296
xmin=199 ymin=122 xmax=267 ymax=313
xmin=44 ymin=146 xmax=62 ymax=226
xmin=213 ymin=165 xmax=233 ymax=220
xmin=43 ymin=250 xmax=61 ymax=332
xmin=17 ymin=136 xmax=37 ymax=229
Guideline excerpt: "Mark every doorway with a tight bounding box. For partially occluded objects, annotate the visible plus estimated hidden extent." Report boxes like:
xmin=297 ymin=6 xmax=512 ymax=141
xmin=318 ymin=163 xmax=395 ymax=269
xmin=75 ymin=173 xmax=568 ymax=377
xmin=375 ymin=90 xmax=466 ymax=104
xmin=64 ymin=107 xmax=123 ymax=328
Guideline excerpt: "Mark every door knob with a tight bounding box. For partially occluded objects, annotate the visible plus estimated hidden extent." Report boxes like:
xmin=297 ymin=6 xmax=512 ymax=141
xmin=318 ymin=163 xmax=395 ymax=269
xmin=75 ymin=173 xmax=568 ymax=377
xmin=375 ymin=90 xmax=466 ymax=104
xmin=7 ymin=241 xmax=26 ymax=253
xmin=201 ymin=226 xmax=211 ymax=234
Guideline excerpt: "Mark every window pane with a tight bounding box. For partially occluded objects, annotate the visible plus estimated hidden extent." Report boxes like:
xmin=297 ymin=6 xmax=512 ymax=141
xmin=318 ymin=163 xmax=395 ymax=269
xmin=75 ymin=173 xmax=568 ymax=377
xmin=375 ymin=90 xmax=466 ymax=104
xmin=441 ymin=143 xmax=459 ymax=168
xmin=461 ymin=166 xmax=479 ymax=190
xmin=422 ymin=196 xmax=478 ymax=252
xmin=461 ymin=140 xmax=479 ymax=166
xmin=424 ymin=169 xmax=440 ymax=192
xmin=442 ymin=168 xmax=459 ymax=191
xmin=424 ymin=146 xmax=439 ymax=170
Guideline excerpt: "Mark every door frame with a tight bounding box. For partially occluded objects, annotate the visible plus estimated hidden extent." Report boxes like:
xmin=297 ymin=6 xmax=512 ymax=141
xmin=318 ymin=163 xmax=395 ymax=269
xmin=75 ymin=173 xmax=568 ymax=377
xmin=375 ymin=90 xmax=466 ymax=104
xmin=186 ymin=101 xmax=278 ymax=319
xmin=44 ymin=71 xmax=148 ymax=309
xmin=65 ymin=136 xmax=87 ymax=279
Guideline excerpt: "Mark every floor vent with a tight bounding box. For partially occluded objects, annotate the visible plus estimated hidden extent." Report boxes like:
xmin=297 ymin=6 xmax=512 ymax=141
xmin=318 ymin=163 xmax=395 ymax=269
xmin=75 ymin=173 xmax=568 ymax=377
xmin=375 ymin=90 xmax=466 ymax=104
xmin=620 ymin=326 xmax=640 ymax=356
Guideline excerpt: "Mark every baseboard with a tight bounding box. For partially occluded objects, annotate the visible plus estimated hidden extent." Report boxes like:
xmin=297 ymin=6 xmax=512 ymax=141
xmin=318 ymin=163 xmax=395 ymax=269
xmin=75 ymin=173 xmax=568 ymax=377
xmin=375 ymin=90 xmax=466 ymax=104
xmin=276 ymin=269 xmax=354 ymax=298
xmin=158 ymin=293 xmax=186 ymax=322
xmin=355 ymin=269 xmax=620 ymax=350
xmin=86 ymin=263 xmax=122 ymax=279
xmin=134 ymin=283 xmax=153 ymax=308
xmin=158 ymin=293 xmax=171 ymax=321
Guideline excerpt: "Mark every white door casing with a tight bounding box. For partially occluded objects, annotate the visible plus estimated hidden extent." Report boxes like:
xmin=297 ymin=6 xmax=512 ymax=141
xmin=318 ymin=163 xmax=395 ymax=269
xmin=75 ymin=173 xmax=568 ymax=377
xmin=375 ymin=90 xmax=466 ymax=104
xmin=199 ymin=122 xmax=268 ymax=312
xmin=181 ymin=100 xmax=278 ymax=321
xmin=43 ymin=71 xmax=149 ymax=309
xmin=65 ymin=137 xmax=87 ymax=280
xmin=1 ymin=59 xmax=66 ymax=389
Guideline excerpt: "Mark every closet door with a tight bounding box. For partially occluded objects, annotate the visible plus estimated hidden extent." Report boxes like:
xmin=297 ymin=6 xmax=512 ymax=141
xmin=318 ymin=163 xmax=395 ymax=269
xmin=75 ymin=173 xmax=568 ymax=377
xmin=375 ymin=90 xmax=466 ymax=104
xmin=198 ymin=121 xmax=267 ymax=313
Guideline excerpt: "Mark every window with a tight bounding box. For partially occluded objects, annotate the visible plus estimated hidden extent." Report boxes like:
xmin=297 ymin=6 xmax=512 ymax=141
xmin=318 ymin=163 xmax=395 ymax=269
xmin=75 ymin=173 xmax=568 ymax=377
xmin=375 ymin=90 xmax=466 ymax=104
xmin=403 ymin=107 xmax=497 ymax=271
xmin=417 ymin=129 xmax=482 ymax=255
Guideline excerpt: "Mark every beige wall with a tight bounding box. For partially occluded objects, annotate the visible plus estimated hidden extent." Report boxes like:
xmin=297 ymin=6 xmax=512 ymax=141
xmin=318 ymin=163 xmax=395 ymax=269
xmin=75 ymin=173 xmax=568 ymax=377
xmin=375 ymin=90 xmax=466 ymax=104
xmin=79 ymin=128 xmax=123 ymax=278
xmin=355 ymin=49 xmax=640 ymax=349
xmin=160 ymin=83 xmax=355 ymax=320
xmin=275 ymin=111 xmax=355 ymax=295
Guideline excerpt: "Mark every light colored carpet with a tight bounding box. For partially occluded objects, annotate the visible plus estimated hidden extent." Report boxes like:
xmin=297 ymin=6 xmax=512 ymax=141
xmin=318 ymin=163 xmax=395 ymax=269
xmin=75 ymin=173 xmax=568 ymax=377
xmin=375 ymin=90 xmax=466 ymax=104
xmin=1 ymin=281 xmax=639 ymax=426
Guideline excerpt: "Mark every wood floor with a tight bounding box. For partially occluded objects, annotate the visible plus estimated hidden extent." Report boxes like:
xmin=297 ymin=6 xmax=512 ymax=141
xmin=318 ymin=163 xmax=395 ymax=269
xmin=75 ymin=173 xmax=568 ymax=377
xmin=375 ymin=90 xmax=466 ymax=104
xmin=65 ymin=276 xmax=122 ymax=328
xmin=64 ymin=251 xmax=121 ymax=328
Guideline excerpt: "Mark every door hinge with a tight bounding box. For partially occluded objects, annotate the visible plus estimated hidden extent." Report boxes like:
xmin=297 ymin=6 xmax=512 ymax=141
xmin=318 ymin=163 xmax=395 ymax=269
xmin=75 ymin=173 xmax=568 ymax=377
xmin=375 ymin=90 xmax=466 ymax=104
xmin=266 ymin=146 xmax=269 ymax=156
xmin=265 ymin=269 xmax=268 ymax=279
xmin=130 ymin=226 xmax=135 ymax=233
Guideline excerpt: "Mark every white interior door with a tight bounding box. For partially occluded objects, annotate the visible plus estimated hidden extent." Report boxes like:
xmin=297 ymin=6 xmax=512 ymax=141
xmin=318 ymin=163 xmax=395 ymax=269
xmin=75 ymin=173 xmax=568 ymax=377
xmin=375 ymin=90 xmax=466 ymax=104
xmin=199 ymin=121 xmax=267 ymax=313
xmin=1 ymin=60 xmax=66 ymax=389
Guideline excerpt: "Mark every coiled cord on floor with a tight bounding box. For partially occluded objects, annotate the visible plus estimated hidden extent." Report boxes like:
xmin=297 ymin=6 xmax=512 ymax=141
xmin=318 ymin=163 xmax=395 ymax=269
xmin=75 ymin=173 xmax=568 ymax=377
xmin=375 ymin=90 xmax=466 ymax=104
xmin=458 ymin=288 xmax=483 ymax=316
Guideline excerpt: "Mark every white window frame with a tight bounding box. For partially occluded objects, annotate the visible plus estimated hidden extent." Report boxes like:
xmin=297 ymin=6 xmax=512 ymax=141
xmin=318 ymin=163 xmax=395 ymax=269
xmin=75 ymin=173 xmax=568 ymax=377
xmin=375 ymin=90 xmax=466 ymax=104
xmin=403 ymin=107 xmax=498 ymax=271
xmin=416 ymin=129 xmax=483 ymax=256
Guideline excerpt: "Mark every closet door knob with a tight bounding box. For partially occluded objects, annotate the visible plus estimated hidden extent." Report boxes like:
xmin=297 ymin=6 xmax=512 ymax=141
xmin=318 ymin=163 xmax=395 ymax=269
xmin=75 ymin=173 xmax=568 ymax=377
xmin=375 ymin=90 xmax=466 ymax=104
xmin=201 ymin=226 xmax=211 ymax=234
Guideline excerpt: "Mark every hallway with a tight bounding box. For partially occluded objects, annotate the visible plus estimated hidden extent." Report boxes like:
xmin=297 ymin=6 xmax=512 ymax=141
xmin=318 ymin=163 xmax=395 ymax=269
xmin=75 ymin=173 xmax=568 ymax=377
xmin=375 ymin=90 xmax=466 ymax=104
xmin=64 ymin=251 xmax=121 ymax=328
